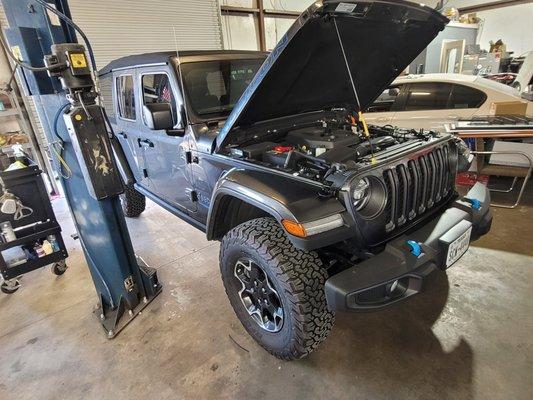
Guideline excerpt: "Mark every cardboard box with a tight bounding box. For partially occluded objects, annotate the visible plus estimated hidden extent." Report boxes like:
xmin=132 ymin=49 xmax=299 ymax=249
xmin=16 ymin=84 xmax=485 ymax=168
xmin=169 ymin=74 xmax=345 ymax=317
xmin=489 ymin=101 xmax=528 ymax=116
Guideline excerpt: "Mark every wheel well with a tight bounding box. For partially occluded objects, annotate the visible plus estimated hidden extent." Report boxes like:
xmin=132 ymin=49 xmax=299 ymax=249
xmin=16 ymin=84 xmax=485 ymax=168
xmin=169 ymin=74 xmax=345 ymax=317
xmin=211 ymin=196 xmax=271 ymax=240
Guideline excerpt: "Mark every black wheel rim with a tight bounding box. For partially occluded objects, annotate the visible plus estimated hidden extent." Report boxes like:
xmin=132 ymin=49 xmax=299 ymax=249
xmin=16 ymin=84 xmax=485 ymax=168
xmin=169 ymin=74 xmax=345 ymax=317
xmin=233 ymin=258 xmax=284 ymax=333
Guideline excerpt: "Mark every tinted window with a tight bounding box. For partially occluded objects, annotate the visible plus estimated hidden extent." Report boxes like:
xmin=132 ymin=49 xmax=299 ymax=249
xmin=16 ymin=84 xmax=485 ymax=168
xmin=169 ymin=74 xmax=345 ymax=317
xmin=180 ymin=58 xmax=264 ymax=120
xmin=367 ymin=85 xmax=402 ymax=112
xmin=142 ymin=73 xmax=176 ymax=124
xmin=449 ymin=84 xmax=486 ymax=108
xmin=116 ymin=75 xmax=136 ymax=120
xmin=403 ymin=83 xmax=453 ymax=111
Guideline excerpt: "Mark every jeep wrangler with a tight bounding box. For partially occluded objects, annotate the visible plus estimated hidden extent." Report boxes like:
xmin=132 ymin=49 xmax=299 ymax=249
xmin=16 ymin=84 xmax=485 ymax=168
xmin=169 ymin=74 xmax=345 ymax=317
xmin=100 ymin=0 xmax=493 ymax=360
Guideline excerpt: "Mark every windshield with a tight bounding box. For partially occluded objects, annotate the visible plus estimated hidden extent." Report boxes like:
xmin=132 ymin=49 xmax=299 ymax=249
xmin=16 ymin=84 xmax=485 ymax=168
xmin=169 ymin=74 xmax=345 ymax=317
xmin=180 ymin=58 xmax=265 ymax=121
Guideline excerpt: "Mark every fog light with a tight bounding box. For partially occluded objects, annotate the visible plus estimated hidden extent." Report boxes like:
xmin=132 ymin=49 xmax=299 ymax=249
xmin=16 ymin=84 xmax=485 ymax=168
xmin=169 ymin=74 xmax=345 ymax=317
xmin=387 ymin=280 xmax=399 ymax=294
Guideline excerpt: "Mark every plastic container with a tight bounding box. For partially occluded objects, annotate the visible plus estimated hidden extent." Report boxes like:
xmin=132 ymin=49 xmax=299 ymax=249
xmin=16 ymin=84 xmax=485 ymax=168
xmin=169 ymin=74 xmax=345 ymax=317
xmin=1 ymin=221 xmax=16 ymax=242
xmin=3 ymin=247 xmax=27 ymax=267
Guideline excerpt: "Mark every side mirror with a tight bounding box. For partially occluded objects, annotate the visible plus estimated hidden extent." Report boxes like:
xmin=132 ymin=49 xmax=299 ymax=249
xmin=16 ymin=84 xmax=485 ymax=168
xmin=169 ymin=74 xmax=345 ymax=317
xmin=142 ymin=103 xmax=174 ymax=131
xmin=166 ymin=105 xmax=187 ymax=136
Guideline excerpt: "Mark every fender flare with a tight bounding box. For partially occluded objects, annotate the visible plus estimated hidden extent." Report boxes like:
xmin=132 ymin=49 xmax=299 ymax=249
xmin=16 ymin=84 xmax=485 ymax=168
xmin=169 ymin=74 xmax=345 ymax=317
xmin=206 ymin=168 xmax=351 ymax=250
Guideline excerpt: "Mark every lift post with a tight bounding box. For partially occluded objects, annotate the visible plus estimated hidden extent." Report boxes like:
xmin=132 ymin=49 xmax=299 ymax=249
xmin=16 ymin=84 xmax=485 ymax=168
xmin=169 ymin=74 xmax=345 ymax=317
xmin=0 ymin=0 xmax=161 ymax=337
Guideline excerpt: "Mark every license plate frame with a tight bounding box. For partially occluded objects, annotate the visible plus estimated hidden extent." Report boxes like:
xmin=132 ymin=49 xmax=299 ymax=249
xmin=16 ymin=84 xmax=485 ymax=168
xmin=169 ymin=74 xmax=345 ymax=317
xmin=445 ymin=226 xmax=472 ymax=268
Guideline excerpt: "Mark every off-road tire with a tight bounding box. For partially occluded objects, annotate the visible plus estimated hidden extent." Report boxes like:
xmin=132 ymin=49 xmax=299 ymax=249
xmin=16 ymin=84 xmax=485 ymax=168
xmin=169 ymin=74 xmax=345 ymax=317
xmin=120 ymin=184 xmax=146 ymax=218
xmin=220 ymin=217 xmax=334 ymax=360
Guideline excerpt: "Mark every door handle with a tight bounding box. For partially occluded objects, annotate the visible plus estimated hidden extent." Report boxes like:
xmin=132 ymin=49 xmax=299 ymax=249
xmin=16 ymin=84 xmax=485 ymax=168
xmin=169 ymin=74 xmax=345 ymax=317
xmin=447 ymin=115 xmax=459 ymax=119
xmin=137 ymin=138 xmax=154 ymax=148
xmin=377 ymin=117 xmax=390 ymax=122
xmin=116 ymin=131 xmax=127 ymax=138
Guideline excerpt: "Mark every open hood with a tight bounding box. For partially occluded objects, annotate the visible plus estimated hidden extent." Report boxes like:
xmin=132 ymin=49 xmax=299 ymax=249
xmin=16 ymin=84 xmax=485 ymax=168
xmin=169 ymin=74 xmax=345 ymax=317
xmin=216 ymin=0 xmax=448 ymax=150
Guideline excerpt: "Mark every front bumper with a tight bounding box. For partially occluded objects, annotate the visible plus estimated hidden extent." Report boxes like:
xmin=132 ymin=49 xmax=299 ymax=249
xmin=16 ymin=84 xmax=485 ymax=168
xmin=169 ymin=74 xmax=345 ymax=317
xmin=325 ymin=183 xmax=492 ymax=312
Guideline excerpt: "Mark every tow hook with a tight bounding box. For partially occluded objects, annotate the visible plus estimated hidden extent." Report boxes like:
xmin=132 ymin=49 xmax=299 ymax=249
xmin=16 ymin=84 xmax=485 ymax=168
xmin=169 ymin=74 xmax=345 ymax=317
xmin=406 ymin=240 xmax=422 ymax=257
xmin=465 ymin=197 xmax=482 ymax=210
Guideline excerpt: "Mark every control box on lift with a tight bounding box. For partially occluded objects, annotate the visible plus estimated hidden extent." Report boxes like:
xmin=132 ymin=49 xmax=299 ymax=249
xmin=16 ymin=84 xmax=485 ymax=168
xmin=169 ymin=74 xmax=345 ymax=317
xmin=45 ymin=43 xmax=124 ymax=200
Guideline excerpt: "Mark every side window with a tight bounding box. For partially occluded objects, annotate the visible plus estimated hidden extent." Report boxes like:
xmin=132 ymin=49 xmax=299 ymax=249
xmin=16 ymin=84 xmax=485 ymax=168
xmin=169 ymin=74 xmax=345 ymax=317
xmin=141 ymin=73 xmax=176 ymax=124
xmin=367 ymin=85 xmax=402 ymax=113
xmin=116 ymin=75 xmax=136 ymax=120
xmin=403 ymin=82 xmax=453 ymax=111
xmin=449 ymin=84 xmax=486 ymax=109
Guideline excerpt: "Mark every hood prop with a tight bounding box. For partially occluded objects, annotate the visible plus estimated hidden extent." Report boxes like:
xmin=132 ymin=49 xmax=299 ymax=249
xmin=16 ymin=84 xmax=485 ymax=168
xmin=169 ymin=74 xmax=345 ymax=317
xmin=332 ymin=17 xmax=376 ymax=162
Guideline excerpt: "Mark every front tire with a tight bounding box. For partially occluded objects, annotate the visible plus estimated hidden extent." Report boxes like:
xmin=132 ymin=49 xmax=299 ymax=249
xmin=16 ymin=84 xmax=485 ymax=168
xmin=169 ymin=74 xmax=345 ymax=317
xmin=120 ymin=183 xmax=146 ymax=218
xmin=220 ymin=217 xmax=334 ymax=360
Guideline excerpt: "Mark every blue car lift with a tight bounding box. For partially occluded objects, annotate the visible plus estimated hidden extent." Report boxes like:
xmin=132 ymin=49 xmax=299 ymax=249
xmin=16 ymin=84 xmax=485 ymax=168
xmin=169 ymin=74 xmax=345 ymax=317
xmin=0 ymin=0 xmax=161 ymax=337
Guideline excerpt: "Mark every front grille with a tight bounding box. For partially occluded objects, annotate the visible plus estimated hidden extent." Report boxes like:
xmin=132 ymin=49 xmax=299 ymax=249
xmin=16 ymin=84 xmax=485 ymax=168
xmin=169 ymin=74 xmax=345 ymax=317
xmin=383 ymin=144 xmax=454 ymax=232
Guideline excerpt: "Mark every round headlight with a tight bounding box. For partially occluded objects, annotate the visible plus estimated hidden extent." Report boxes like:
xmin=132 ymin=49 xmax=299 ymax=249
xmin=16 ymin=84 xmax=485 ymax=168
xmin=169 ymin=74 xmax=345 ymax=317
xmin=352 ymin=177 xmax=371 ymax=211
xmin=456 ymin=139 xmax=474 ymax=172
xmin=350 ymin=176 xmax=387 ymax=219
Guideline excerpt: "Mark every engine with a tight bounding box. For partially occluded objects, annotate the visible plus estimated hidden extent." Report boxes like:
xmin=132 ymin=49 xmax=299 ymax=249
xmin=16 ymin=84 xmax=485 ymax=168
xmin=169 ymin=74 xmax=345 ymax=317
xmin=228 ymin=118 xmax=440 ymax=181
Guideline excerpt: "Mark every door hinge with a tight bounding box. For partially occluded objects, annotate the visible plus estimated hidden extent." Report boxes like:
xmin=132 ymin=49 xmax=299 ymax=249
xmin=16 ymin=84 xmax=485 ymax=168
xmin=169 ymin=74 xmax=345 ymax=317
xmin=190 ymin=190 xmax=198 ymax=202
xmin=143 ymin=168 xmax=148 ymax=178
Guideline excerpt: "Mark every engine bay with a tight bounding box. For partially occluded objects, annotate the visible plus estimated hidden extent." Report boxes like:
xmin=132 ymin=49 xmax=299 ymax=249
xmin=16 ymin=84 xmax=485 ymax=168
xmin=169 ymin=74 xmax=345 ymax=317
xmin=227 ymin=117 xmax=440 ymax=182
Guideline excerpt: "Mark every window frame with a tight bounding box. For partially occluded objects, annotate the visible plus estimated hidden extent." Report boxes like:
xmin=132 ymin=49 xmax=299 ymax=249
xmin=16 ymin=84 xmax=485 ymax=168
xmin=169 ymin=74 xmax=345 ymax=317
xmin=139 ymin=70 xmax=178 ymax=129
xmin=115 ymin=73 xmax=137 ymax=122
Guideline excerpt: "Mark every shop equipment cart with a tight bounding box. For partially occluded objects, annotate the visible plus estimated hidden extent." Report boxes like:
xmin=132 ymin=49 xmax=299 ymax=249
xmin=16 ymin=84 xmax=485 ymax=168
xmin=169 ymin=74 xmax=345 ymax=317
xmin=0 ymin=157 xmax=68 ymax=294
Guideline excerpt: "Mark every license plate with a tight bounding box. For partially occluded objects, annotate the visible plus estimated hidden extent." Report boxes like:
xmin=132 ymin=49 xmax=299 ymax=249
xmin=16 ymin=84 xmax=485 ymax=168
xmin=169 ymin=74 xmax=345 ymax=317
xmin=445 ymin=227 xmax=472 ymax=268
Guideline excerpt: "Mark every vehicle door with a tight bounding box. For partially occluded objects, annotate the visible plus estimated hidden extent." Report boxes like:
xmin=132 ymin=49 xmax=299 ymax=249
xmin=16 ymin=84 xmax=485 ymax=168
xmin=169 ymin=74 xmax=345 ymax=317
xmin=364 ymin=84 xmax=405 ymax=126
xmin=113 ymin=71 xmax=147 ymax=185
xmin=390 ymin=82 xmax=483 ymax=131
xmin=136 ymin=66 xmax=197 ymax=213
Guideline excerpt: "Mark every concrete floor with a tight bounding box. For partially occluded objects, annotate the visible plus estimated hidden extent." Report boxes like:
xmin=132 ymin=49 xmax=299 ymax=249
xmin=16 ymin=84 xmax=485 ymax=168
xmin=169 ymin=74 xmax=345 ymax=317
xmin=1 ymin=183 xmax=532 ymax=400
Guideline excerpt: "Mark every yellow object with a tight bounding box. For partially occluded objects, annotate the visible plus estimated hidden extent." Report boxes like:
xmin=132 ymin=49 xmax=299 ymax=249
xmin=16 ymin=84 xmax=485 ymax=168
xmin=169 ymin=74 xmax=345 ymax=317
xmin=69 ymin=53 xmax=87 ymax=68
xmin=282 ymin=220 xmax=307 ymax=238
xmin=358 ymin=111 xmax=370 ymax=138
xmin=75 ymin=114 xmax=83 ymax=121
xmin=11 ymin=46 xmax=22 ymax=61
xmin=5 ymin=160 xmax=27 ymax=171
xmin=42 ymin=240 xmax=53 ymax=255
xmin=51 ymin=144 xmax=72 ymax=179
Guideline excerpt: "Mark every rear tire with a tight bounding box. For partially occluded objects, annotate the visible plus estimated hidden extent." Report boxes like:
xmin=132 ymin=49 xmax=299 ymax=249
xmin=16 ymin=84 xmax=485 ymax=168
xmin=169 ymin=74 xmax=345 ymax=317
xmin=220 ymin=217 xmax=334 ymax=360
xmin=120 ymin=183 xmax=146 ymax=218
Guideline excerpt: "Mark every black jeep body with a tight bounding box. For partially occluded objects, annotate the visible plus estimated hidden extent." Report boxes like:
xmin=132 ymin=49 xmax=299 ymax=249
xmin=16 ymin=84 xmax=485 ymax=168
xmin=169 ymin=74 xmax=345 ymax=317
xmin=100 ymin=0 xmax=492 ymax=359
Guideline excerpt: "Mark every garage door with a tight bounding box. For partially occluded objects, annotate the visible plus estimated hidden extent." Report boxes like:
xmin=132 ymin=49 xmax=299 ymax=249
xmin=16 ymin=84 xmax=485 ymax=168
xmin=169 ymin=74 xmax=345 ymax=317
xmin=68 ymin=0 xmax=223 ymax=70
xmin=0 ymin=0 xmax=223 ymax=150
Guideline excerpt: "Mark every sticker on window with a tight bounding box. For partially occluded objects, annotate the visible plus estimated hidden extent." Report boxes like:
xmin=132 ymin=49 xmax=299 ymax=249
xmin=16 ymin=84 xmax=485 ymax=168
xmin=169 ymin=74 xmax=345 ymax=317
xmin=335 ymin=2 xmax=357 ymax=13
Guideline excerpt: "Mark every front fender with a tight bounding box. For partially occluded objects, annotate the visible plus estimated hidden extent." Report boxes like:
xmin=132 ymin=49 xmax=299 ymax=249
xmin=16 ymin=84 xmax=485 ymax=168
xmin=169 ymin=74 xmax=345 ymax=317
xmin=207 ymin=168 xmax=353 ymax=250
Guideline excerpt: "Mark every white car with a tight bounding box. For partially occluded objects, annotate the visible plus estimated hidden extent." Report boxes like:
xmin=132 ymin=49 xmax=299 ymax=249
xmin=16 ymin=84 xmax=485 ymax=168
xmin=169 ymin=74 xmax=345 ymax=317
xmin=364 ymin=73 xmax=531 ymax=131
xmin=512 ymin=51 xmax=533 ymax=94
